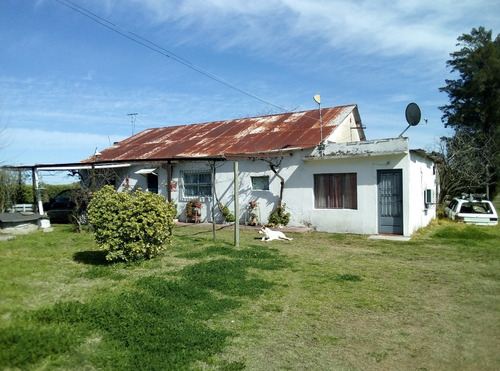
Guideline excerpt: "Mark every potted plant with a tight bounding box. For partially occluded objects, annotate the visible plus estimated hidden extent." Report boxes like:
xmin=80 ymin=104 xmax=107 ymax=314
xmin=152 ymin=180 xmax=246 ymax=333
xmin=172 ymin=203 xmax=179 ymax=222
xmin=186 ymin=199 xmax=202 ymax=222
xmin=247 ymin=201 xmax=259 ymax=225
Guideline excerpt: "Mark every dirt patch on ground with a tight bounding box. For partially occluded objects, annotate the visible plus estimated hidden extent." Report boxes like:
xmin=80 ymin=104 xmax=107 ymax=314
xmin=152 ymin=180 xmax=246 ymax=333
xmin=175 ymin=221 xmax=314 ymax=233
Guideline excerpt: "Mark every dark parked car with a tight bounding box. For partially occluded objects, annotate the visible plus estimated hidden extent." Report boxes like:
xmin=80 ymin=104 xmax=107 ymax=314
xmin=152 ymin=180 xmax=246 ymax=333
xmin=43 ymin=189 xmax=89 ymax=224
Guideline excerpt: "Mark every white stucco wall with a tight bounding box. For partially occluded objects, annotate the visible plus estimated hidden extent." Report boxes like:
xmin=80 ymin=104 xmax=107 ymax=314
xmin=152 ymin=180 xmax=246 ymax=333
xmin=171 ymin=157 xmax=300 ymax=224
xmin=297 ymin=152 xmax=410 ymax=234
xmin=110 ymin=138 xmax=436 ymax=236
xmin=407 ymin=151 xmax=437 ymax=234
xmin=115 ymin=166 xmax=168 ymax=196
xmin=325 ymin=110 xmax=364 ymax=143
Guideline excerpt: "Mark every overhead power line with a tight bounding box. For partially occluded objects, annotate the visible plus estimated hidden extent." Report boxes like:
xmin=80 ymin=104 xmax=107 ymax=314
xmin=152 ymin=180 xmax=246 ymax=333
xmin=54 ymin=0 xmax=290 ymax=113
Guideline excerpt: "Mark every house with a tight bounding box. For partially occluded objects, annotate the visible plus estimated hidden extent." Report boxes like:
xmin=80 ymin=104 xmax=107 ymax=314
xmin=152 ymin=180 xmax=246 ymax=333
xmin=81 ymin=104 xmax=437 ymax=236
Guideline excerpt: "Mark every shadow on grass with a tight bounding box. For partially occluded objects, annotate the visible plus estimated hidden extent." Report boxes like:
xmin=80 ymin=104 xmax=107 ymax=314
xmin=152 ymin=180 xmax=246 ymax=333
xmin=73 ymin=250 xmax=109 ymax=266
xmin=1 ymin=245 xmax=288 ymax=370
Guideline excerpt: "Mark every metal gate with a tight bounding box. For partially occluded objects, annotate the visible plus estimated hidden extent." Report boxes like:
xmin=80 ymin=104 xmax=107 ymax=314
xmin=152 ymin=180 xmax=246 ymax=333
xmin=377 ymin=169 xmax=403 ymax=235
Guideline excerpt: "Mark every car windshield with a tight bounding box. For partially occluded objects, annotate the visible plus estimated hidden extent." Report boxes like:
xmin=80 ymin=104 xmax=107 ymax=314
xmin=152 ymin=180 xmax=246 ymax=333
xmin=54 ymin=193 xmax=71 ymax=202
xmin=458 ymin=202 xmax=493 ymax=214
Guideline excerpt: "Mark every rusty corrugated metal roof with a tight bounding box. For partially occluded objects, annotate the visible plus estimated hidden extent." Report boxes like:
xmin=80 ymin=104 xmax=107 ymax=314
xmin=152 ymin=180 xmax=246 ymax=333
xmin=82 ymin=105 xmax=357 ymax=163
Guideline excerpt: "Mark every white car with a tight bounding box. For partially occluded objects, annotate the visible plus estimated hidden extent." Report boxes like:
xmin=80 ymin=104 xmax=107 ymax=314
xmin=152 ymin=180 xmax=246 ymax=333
xmin=444 ymin=194 xmax=498 ymax=226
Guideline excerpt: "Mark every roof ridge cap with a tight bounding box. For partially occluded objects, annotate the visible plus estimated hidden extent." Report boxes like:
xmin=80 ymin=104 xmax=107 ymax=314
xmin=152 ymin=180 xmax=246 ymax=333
xmin=147 ymin=104 xmax=357 ymax=130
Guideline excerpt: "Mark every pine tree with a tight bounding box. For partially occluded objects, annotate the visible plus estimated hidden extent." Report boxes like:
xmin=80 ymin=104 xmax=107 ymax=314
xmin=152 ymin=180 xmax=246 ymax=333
xmin=438 ymin=27 xmax=500 ymax=198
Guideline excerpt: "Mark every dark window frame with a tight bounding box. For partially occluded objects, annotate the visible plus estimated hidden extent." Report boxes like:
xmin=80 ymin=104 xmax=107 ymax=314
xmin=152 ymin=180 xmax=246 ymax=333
xmin=314 ymin=173 xmax=357 ymax=209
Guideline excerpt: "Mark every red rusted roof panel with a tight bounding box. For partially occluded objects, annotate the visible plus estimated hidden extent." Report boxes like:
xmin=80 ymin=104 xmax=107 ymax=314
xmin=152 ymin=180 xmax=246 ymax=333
xmin=82 ymin=105 xmax=356 ymax=162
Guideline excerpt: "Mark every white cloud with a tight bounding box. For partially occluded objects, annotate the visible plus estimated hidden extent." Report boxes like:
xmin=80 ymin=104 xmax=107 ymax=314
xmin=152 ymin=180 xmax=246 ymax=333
xmin=117 ymin=0 xmax=498 ymax=59
xmin=4 ymin=0 xmax=498 ymax=171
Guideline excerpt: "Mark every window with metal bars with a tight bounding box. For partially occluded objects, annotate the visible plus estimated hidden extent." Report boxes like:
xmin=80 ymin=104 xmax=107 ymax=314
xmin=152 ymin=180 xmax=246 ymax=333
xmin=182 ymin=171 xmax=212 ymax=198
xmin=251 ymin=176 xmax=270 ymax=191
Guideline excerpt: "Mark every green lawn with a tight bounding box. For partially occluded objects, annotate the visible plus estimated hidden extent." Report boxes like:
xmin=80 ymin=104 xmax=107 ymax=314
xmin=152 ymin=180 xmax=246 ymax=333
xmin=0 ymin=216 xmax=499 ymax=370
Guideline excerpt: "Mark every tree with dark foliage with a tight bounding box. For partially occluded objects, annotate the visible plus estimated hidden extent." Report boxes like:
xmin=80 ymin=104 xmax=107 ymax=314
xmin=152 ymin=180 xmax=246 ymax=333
xmin=438 ymin=27 xmax=500 ymax=201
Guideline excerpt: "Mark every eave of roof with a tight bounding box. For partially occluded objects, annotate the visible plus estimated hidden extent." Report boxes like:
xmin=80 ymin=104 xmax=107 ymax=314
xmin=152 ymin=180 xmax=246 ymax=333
xmin=2 ymin=163 xmax=132 ymax=171
xmin=81 ymin=105 xmax=357 ymax=163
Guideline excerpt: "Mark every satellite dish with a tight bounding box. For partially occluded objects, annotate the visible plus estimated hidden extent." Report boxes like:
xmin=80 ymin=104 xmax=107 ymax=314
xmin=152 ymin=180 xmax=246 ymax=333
xmin=399 ymin=102 xmax=422 ymax=137
xmin=405 ymin=103 xmax=421 ymax=126
xmin=313 ymin=95 xmax=321 ymax=105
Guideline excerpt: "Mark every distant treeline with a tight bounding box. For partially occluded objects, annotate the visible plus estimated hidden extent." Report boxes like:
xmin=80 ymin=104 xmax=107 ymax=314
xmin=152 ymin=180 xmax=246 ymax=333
xmin=0 ymin=169 xmax=80 ymax=211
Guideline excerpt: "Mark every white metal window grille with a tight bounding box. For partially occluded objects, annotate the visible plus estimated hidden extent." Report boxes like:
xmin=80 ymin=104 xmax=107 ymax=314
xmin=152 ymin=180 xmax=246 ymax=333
xmin=182 ymin=171 xmax=212 ymax=198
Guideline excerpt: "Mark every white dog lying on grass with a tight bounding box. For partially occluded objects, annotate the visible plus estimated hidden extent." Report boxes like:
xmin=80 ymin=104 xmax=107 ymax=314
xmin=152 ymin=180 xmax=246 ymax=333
xmin=259 ymin=226 xmax=293 ymax=242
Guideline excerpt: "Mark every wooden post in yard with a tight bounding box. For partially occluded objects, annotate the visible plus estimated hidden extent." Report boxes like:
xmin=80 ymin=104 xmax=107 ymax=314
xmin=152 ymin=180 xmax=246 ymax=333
xmin=234 ymin=161 xmax=239 ymax=247
xmin=212 ymin=163 xmax=216 ymax=242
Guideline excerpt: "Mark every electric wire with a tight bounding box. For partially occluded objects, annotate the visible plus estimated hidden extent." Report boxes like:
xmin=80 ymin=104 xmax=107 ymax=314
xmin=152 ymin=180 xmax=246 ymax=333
xmin=54 ymin=0 xmax=290 ymax=113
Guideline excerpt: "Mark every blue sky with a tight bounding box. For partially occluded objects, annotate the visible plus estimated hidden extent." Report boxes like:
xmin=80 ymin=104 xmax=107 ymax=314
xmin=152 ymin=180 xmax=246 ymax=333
xmin=1 ymin=0 xmax=499 ymax=183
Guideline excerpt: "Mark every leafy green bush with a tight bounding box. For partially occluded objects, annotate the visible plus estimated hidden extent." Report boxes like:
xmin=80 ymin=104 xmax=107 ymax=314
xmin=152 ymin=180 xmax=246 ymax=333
xmin=218 ymin=202 xmax=235 ymax=223
xmin=87 ymin=186 xmax=176 ymax=262
xmin=267 ymin=203 xmax=290 ymax=227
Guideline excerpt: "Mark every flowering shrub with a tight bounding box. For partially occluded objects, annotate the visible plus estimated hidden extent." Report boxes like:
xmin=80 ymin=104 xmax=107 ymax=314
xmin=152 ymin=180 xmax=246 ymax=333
xmin=87 ymin=186 xmax=176 ymax=262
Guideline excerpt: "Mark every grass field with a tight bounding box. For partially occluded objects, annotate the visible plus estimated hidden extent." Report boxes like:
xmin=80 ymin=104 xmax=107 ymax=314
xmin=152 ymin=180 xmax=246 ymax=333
xmin=0 ymin=215 xmax=499 ymax=370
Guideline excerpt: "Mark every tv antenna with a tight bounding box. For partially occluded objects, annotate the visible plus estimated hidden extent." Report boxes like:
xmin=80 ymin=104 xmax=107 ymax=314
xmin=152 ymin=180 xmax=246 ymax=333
xmin=398 ymin=103 xmax=421 ymax=137
xmin=127 ymin=113 xmax=138 ymax=134
xmin=127 ymin=113 xmax=147 ymax=135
